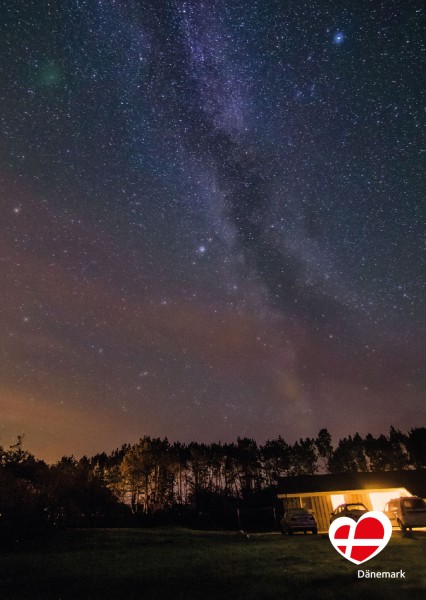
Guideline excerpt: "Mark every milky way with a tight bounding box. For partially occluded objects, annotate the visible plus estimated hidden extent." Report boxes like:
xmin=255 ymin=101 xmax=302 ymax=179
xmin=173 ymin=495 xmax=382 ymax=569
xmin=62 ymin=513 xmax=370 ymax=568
xmin=0 ymin=1 xmax=424 ymax=460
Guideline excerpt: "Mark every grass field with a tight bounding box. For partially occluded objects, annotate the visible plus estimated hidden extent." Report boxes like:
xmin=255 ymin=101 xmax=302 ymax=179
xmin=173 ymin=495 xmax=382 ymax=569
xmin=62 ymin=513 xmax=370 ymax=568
xmin=0 ymin=528 xmax=424 ymax=600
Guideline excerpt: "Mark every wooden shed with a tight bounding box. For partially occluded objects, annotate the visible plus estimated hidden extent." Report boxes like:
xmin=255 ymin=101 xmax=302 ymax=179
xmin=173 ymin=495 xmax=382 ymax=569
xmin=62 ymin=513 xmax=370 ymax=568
xmin=277 ymin=470 xmax=426 ymax=532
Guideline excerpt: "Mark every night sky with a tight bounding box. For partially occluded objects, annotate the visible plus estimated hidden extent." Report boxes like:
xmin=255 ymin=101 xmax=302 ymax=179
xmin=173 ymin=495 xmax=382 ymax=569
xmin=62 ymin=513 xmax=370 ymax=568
xmin=1 ymin=1 xmax=424 ymax=461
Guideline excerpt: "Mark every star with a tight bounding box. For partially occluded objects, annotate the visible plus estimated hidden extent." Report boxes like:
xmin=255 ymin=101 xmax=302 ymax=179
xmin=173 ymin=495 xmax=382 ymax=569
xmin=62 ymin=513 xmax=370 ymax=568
xmin=333 ymin=32 xmax=345 ymax=45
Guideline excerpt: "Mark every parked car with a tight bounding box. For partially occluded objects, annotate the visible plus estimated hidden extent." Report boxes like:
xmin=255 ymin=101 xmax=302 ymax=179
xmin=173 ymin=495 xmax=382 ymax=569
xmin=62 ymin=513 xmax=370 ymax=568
xmin=330 ymin=503 xmax=368 ymax=524
xmin=383 ymin=496 xmax=426 ymax=531
xmin=280 ymin=508 xmax=317 ymax=535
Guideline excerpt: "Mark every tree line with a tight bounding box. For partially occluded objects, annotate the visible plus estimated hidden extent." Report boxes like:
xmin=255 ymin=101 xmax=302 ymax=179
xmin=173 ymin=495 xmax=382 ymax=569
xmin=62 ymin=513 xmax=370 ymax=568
xmin=1 ymin=427 xmax=424 ymax=541
xmin=92 ymin=426 xmax=425 ymax=513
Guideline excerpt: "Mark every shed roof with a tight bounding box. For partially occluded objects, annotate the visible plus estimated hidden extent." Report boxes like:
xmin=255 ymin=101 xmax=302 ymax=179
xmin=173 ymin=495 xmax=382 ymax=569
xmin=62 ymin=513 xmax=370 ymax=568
xmin=277 ymin=470 xmax=426 ymax=497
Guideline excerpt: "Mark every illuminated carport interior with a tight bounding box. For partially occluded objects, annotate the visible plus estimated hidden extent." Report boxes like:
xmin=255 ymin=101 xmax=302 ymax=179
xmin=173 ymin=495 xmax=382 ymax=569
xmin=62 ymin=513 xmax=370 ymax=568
xmin=330 ymin=488 xmax=411 ymax=511
xmin=369 ymin=488 xmax=411 ymax=511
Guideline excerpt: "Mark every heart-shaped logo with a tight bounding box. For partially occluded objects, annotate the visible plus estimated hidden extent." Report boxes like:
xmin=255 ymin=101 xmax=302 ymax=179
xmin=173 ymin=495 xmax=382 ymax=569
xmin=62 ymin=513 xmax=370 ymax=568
xmin=328 ymin=511 xmax=392 ymax=565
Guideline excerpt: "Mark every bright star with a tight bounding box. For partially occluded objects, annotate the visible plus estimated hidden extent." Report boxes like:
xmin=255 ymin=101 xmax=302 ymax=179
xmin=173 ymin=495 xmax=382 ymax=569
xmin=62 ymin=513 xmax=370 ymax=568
xmin=197 ymin=245 xmax=206 ymax=254
xmin=333 ymin=31 xmax=345 ymax=45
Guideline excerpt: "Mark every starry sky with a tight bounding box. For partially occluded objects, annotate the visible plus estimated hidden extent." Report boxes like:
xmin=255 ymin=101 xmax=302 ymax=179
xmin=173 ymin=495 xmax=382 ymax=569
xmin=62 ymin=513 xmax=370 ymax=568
xmin=1 ymin=0 xmax=425 ymax=461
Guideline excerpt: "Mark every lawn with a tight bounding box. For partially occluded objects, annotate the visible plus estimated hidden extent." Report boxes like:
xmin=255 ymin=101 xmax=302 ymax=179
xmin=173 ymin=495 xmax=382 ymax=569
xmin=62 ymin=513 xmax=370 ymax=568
xmin=0 ymin=528 xmax=424 ymax=600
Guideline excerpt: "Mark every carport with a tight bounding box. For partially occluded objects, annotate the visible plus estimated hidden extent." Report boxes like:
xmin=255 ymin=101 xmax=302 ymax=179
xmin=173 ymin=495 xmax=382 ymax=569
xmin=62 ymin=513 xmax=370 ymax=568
xmin=277 ymin=470 xmax=426 ymax=532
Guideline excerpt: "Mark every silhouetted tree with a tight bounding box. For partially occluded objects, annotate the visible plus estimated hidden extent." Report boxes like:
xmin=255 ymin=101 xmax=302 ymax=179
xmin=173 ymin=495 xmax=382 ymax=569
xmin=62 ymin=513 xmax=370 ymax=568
xmin=289 ymin=438 xmax=318 ymax=475
xmin=328 ymin=433 xmax=368 ymax=473
xmin=235 ymin=438 xmax=262 ymax=497
xmin=262 ymin=436 xmax=291 ymax=484
xmin=315 ymin=428 xmax=333 ymax=472
xmin=406 ymin=427 xmax=426 ymax=468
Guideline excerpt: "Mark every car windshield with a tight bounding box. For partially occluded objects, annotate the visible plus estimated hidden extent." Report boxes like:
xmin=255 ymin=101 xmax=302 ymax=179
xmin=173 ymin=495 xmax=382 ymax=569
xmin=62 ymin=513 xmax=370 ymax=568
xmin=347 ymin=504 xmax=367 ymax=511
xmin=402 ymin=498 xmax=426 ymax=510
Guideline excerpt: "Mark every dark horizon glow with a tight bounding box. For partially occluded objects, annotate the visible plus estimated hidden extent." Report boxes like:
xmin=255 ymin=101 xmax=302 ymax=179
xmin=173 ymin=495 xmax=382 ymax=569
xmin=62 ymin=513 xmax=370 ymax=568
xmin=0 ymin=1 xmax=424 ymax=462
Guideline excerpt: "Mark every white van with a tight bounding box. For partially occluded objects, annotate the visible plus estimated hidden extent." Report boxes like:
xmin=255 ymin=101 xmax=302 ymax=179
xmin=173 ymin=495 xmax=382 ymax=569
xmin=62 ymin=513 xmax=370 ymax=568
xmin=383 ymin=496 xmax=426 ymax=531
